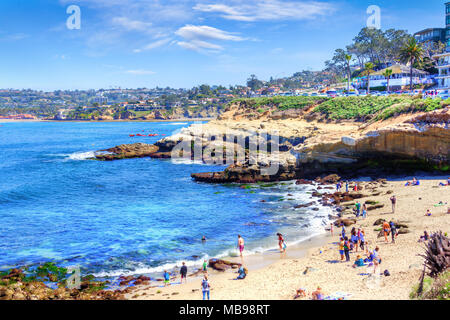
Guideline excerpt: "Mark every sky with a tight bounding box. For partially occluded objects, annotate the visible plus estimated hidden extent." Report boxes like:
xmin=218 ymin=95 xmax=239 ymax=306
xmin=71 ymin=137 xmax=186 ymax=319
xmin=0 ymin=0 xmax=447 ymax=90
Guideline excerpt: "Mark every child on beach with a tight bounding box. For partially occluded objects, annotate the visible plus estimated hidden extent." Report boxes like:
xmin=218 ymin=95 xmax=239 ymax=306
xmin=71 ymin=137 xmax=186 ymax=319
xmin=236 ymin=266 xmax=247 ymax=280
xmin=425 ymin=209 xmax=432 ymax=217
xmin=201 ymin=275 xmax=210 ymax=300
xmin=163 ymin=270 xmax=170 ymax=287
xmin=203 ymin=260 xmax=208 ymax=273
xmin=339 ymin=237 xmax=345 ymax=261
xmin=352 ymin=255 xmax=365 ymax=268
xmin=237 ymin=235 xmax=245 ymax=257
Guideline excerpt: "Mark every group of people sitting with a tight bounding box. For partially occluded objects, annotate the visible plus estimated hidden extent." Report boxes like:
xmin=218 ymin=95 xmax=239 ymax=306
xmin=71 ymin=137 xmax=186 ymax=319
xmin=405 ymin=177 xmax=420 ymax=186
xmin=438 ymin=177 xmax=450 ymax=186
xmin=294 ymin=287 xmax=325 ymax=300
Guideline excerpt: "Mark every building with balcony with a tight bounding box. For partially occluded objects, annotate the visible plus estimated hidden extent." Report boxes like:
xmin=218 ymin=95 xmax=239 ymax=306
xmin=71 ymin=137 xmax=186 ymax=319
xmin=431 ymin=2 xmax=450 ymax=88
xmin=414 ymin=28 xmax=445 ymax=45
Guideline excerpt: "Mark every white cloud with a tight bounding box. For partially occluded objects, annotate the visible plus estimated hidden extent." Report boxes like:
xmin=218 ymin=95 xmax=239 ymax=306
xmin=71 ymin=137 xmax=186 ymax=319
xmin=112 ymin=17 xmax=152 ymax=32
xmin=177 ymin=40 xmax=223 ymax=52
xmin=175 ymin=25 xmax=245 ymax=41
xmin=125 ymin=69 xmax=156 ymax=75
xmin=133 ymin=38 xmax=172 ymax=53
xmin=194 ymin=0 xmax=334 ymax=22
xmin=175 ymin=24 xmax=245 ymax=53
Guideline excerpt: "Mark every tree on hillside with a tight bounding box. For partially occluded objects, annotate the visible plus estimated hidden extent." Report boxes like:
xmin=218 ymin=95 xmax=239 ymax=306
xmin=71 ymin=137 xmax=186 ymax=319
xmin=247 ymin=75 xmax=264 ymax=91
xmin=399 ymin=38 xmax=424 ymax=90
xmin=363 ymin=62 xmax=375 ymax=94
xmin=345 ymin=54 xmax=352 ymax=92
xmin=382 ymin=69 xmax=393 ymax=93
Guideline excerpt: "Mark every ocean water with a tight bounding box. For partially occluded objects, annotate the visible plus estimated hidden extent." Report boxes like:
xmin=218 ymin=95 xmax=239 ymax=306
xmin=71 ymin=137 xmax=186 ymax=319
xmin=0 ymin=121 xmax=331 ymax=279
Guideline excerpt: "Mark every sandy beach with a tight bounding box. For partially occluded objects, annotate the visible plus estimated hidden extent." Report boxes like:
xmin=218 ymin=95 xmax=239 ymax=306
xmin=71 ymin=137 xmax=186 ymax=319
xmin=127 ymin=177 xmax=449 ymax=300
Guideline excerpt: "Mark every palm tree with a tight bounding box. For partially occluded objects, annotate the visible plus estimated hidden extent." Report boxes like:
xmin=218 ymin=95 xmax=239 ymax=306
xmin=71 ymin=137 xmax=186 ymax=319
xmin=399 ymin=38 xmax=424 ymax=91
xmin=382 ymin=69 xmax=393 ymax=93
xmin=345 ymin=54 xmax=352 ymax=92
xmin=364 ymin=62 xmax=375 ymax=94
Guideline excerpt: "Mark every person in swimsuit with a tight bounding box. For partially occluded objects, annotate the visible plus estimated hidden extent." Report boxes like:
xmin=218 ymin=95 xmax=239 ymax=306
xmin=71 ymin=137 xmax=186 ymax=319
xmin=237 ymin=235 xmax=245 ymax=257
xmin=312 ymin=287 xmax=324 ymax=300
xmin=277 ymin=233 xmax=286 ymax=252
xmin=382 ymin=221 xmax=391 ymax=243
xmin=339 ymin=237 xmax=345 ymax=261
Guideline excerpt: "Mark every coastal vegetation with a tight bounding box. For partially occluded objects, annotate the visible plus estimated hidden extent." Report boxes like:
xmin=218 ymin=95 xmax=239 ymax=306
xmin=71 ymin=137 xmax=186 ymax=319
xmin=231 ymin=95 xmax=450 ymax=121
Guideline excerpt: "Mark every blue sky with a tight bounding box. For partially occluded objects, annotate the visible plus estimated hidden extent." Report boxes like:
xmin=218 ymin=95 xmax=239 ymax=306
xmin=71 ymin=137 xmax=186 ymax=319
xmin=0 ymin=0 xmax=447 ymax=90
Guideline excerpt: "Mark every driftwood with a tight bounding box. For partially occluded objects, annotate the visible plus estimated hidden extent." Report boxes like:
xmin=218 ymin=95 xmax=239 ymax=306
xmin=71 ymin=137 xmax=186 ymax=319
xmin=419 ymin=231 xmax=450 ymax=278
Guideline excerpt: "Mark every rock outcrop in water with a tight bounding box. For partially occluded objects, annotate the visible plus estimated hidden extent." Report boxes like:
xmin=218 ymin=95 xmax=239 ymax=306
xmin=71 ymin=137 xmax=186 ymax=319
xmin=94 ymin=143 xmax=160 ymax=161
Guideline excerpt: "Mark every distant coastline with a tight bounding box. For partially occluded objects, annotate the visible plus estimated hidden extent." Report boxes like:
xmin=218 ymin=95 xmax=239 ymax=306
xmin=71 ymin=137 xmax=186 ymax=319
xmin=0 ymin=118 xmax=215 ymax=123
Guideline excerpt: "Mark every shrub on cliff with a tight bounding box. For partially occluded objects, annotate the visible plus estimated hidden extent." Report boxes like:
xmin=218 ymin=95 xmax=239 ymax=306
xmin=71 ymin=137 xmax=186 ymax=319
xmin=232 ymin=96 xmax=328 ymax=111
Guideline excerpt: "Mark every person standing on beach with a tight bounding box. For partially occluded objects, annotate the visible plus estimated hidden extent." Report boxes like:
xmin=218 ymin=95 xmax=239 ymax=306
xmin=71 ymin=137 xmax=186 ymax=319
xmin=382 ymin=221 xmax=391 ymax=244
xmin=343 ymin=237 xmax=350 ymax=262
xmin=345 ymin=181 xmax=349 ymax=193
xmin=163 ymin=270 xmax=170 ymax=287
xmin=202 ymin=260 xmax=208 ymax=273
xmin=201 ymin=275 xmax=211 ymax=300
xmin=390 ymin=195 xmax=397 ymax=213
xmin=330 ymin=223 xmax=334 ymax=236
xmin=339 ymin=237 xmax=345 ymax=261
xmin=237 ymin=235 xmax=245 ymax=257
xmin=180 ymin=262 xmax=188 ymax=284
xmin=389 ymin=220 xmax=397 ymax=244
xmin=362 ymin=203 xmax=367 ymax=219
xmin=277 ymin=233 xmax=286 ymax=253
xmin=355 ymin=201 xmax=361 ymax=217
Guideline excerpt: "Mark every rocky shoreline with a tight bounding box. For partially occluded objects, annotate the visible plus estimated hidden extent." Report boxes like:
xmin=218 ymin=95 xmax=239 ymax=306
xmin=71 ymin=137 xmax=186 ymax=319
xmin=91 ymin=106 xmax=449 ymax=182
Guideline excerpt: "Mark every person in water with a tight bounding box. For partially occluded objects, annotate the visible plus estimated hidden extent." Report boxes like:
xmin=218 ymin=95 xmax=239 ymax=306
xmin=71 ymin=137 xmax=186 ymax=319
xmin=277 ymin=233 xmax=286 ymax=253
xmin=237 ymin=235 xmax=245 ymax=257
xmin=180 ymin=262 xmax=188 ymax=284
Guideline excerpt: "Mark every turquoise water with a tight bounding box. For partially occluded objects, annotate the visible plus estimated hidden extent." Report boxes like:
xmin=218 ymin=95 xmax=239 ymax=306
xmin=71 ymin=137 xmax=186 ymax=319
xmin=0 ymin=121 xmax=331 ymax=279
